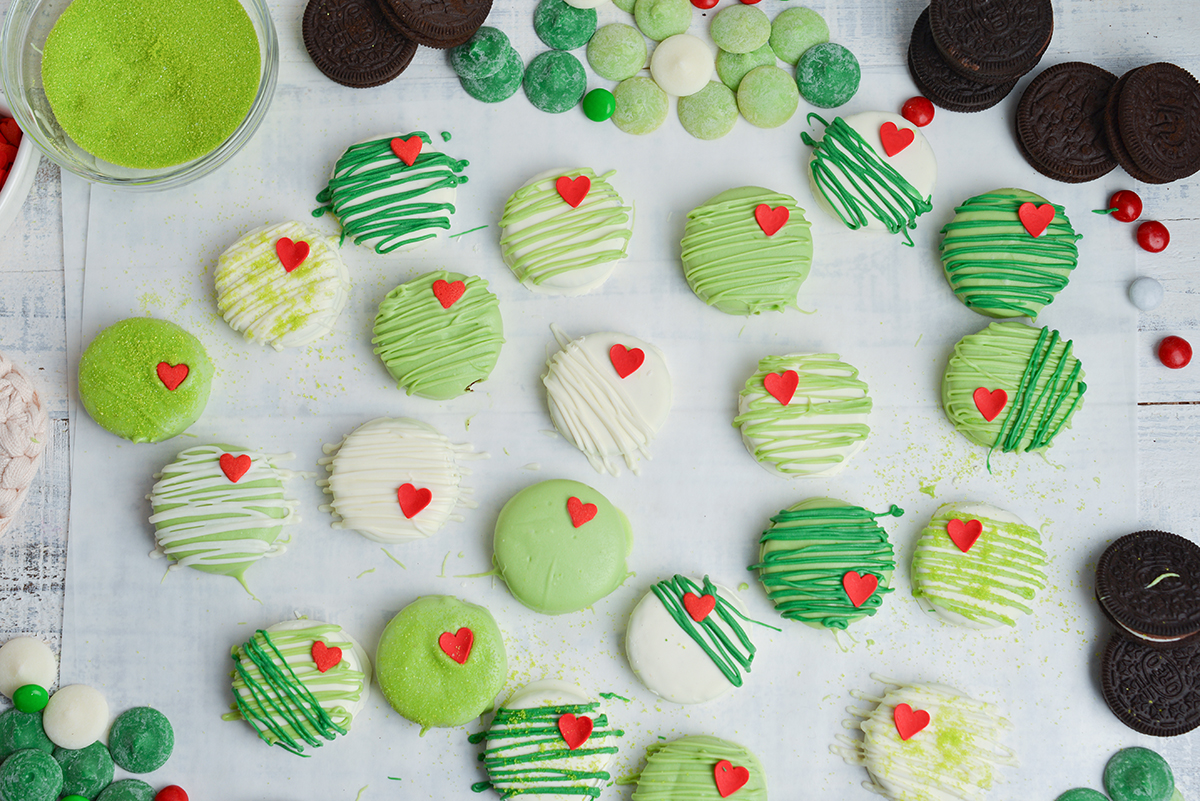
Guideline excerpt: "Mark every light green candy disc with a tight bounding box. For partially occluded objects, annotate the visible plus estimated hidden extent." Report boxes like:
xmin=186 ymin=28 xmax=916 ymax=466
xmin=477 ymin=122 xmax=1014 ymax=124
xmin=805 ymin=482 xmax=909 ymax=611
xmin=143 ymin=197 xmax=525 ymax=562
xmin=614 ymin=0 xmax=634 ymax=11
xmin=737 ymin=65 xmax=798 ymax=128
xmin=770 ymin=7 xmax=829 ymax=65
xmin=710 ymin=5 xmax=770 ymax=54
xmin=715 ymin=43 xmax=775 ymax=90
xmin=612 ymin=76 xmax=668 ymax=134
xmin=633 ymin=0 xmax=689 ymax=42
xmin=587 ymin=23 xmax=646 ymax=81
xmin=678 ymin=82 xmax=738 ymax=140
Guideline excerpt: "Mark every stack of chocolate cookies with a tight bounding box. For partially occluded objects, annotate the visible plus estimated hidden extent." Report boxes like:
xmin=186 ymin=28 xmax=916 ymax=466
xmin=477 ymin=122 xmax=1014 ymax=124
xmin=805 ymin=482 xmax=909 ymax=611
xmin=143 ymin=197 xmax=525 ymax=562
xmin=1104 ymin=63 xmax=1200 ymax=185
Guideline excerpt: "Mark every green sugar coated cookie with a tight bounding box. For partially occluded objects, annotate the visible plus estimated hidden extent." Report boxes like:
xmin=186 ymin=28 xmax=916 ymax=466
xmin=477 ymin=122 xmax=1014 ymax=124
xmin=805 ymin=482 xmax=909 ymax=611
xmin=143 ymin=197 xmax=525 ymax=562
xmin=613 ymin=77 xmax=669 ymax=134
xmin=633 ymin=0 xmax=690 ymax=42
xmin=95 ymin=779 xmax=154 ymax=801
xmin=534 ymin=0 xmax=597 ymax=50
xmin=770 ymin=7 xmax=829 ymax=65
xmin=1104 ymin=748 xmax=1174 ymax=801
xmin=524 ymin=50 xmax=587 ymax=113
xmin=0 ymin=749 xmax=63 ymax=801
xmin=587 ymin=23 xmax=647 ymax=81
xmin=1056 ymin=791 xmax=1111 ymax=801
xmin=737 ymin=65 xmax=799 ymax=128
xmin=450 ymin=27 xmax=512 ymax=80
xmin=461 ymin=47 xmax=525 ymax=103
xmin=796 ymin=42 xmax=860 ymax=108
xmin=716 ymin=43 xmax=776 ymax=90
xmin=41 ymin=0 xmax=259 ymax=169
xmin=107 ymin=707 xmax=173 ymax=774
xmin=375 ymin=596 xmax=507 ymax=730
xmin=711 ymin=5 xmax=771 ymax=54
xmin=54 ymin=742 xmax=115 ymax=799
xmin=78 ymin=318 xmax=214 ymax=444
xmin=0 ymin=709 xmax=53 ymax=759
xmin=679 ymin=81 xmax=738 ymax=139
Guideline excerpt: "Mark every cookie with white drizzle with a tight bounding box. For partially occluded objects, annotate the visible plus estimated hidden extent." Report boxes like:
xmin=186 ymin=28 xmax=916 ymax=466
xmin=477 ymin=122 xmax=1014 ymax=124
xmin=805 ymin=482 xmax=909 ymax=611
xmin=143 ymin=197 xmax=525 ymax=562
xmin=148 ymin=444 xmax=299 ymax=591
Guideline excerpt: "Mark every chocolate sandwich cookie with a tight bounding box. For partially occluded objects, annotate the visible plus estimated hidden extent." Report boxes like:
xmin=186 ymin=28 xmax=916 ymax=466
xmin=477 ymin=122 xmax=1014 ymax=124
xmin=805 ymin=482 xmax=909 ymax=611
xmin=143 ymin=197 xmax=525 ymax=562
xmin=379 ymin=0 xmax=493 ymax=49
xmin=1016 ymin=62 xmax=1117 ymax=183
xmin=1103 ymin=71 xmax=1165 ymax=185
xmin=303 ymin=0 xmax=418 ymax=88
xmin=928 ymin=0 xmax=1053 ymax=85
xmin=1117 ymin=62 xmax=1200 ymax=184
xmin=1096 ymin=530 xmax=1200 ymax=644
xmin=1101 ymin=631 xmax=1200 ymax=737
xmin=907 ymin=8 xmax=1016 ymax=113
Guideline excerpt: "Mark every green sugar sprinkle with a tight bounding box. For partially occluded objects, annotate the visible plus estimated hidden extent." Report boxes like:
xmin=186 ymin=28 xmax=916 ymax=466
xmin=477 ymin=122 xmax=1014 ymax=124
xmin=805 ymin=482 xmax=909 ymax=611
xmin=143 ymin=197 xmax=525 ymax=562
xmin=380 ymin=548 xmax=407 ymax=569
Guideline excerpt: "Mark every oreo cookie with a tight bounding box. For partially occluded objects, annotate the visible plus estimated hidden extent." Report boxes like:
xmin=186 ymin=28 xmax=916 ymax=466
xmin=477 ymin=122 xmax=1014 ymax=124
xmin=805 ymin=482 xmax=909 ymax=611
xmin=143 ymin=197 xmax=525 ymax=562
xmin=1101 ymin=631 xmax=1200 ymax=737
xmin=1016 ymin=62 xmax=1117 ymax=183
xmin=379 ymin=0 xmax=493 ymax=49
xmin=303 ymin=0 xmax=418 ymax=88
xmin=1096 ymin=530 xmax=1200 ymax=644
xmin=1103 ymin=71 xmax=1165 ymax=185
xmin=1117 ymin=63 xmax=1200 ymax=184
xmin=907 ymin=8 xmax=1016 ymax=113
xmin=928 ymin=0 xmax=1053 ymax=85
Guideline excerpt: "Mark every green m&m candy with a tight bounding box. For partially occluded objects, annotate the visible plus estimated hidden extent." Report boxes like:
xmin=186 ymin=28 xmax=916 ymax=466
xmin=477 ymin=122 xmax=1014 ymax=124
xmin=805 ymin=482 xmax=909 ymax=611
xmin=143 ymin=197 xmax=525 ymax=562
xmin=582 ymin=88 xmax=616 ymax=121
xmin=13 ymin=684 xmax=49 ymax=713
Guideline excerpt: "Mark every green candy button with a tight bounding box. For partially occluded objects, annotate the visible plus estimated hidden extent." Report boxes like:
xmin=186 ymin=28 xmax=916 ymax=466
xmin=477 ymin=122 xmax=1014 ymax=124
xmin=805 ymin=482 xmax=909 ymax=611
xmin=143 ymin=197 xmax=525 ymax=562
xmin=63 ymin=797 xmax=90 ymax=801
xmin=13 ymin=684 xmax=49 ymax=713
xmin=108 ymin=707 xmax=173 ymax=774
xmin=1104 ymin=747 xmax=1174 ymax=801
xmin=582 ymin=88 xmax=616 ymax=121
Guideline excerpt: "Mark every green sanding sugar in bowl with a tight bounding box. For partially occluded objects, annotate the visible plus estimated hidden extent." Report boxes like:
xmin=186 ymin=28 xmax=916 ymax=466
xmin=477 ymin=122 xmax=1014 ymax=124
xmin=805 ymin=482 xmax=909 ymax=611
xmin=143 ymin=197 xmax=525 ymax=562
xmin=41 ymin=0 xmax=260 ymax=170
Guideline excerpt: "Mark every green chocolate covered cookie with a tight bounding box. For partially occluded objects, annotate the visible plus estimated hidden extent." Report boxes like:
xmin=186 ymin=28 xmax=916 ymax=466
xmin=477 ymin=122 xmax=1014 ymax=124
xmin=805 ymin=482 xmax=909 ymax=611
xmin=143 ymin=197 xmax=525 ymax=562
xmin=632 ymin=735 xmax=766 ymax=801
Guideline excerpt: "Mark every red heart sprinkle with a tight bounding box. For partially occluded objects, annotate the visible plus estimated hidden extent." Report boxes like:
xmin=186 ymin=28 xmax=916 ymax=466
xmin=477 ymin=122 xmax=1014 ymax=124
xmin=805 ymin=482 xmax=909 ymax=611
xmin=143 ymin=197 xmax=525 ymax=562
xmin=557 ymin=713 xmax=594 ymax=750
xmin=946 ymin=518 xmax=983 ymax=552
xmin=763 ymin=370 xmax=799 ymax=406
xmin=683 ymin=592 xmax=716 ymax=622
xmin=438 ymin=627 xmax=473 ymax=664
xmin=397 ymin=483 xmax=431 ymax=518
xmin=842 ymin=571 xmax=878 ymax=608
xmin=1018 ymin=202 xmax=1055 ymax=237
xmin=0 ymin=118 xmax=22 ymax=148
xmin=390 ymin=135 xmax=422 ymax=166
xmin=879 ymin=121 xmax=915 ymax=157
xmin=311 ymin=640 xmax=343 ymax=673
xmin=713 ymin=759 xmax=750 ymax=798
xmin=972 ymin=387 xmax=1008 ymax=422
xmin=893 ymin=702 xmax=931 ymax=740
xmin=556 ymin=175 xmax=591 ymax=208
xmin=275 ymin=237 xmax=310 ymax=273
xmin=218 ymin=453 xmax=252 ymax=483
xmin=609 ymin=344 xmax=645 ymax=378
xmin=156 ymin=362 xmax=189 ymax=391
xmin=432 ymin=279 xmax=466 ymax=309
xmin=567 ymin=496 xmax=598 ymax=528
xmin=754 ymin=203 xmax=789 ymax=236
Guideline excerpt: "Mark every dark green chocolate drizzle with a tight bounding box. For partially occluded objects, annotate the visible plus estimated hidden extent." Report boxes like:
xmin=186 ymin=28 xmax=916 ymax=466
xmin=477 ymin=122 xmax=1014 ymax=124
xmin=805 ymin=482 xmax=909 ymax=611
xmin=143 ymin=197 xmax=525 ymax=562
xmin=991 ymin=326 xmax=1086 ymax=458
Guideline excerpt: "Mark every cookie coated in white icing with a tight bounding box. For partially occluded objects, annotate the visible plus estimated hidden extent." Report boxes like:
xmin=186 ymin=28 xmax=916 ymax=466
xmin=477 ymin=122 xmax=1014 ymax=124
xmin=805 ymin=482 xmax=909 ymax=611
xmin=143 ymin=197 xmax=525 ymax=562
xmin=543 ymin=326 xmax=672 ymax=477
xmin=319 ymin=417 xmax=483 ymax=543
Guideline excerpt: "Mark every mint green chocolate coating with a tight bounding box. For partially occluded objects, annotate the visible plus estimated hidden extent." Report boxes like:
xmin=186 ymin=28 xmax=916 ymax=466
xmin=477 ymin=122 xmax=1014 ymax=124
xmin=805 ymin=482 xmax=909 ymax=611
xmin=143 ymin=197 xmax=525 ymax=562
xmin=1104 ymin=748 xmax=1174 ymax=801
xmin=796 ymin=42 xmax=860 ymax=108
xmin=1056 ymin=791 xmax=1111 ymax=801
xmin=524 ymin=50 xmax=587 ymax=113
xmin=53 ymin=742 xmax=115 ymax=800
xmin=0 ymin=749 xmax=63 ymax=801
xmin=711 ymin=5 xmax=770 ymax=54
xmin=633 ymin=0 xmax=690 ymax=41
xmin=450 ymin=27 xmax=512 ymax=80
xmin=78 ymin=318 xmax=214 ymax=444
xmin=95 ymin=780 xmax=154 ymax=801
xmin=679 ymin=81 xmax=738 ymax=140
xmin=770 ymin=7 xmax=829 ymax=65
xmin=633 ymin=736 xmax=767 ymax=801
xmin=737 ymin=65 xmax=799 ymax=128
xmin=460 ymin=47 xmax=525 ymax=103
xmin=535 ymin=0 xmax=597 ymax=50
xmin=716 ymin=43 xmax=776 ymax=90
xmin=107 ymin=707 xmax=173 ymax=774
xmin=0 ymin=710 xmax=54 ymax=759
xmin=612 ymin=77 xmax=669 ymax=135
xmin=587 ymin=23 xmax=647 ymax=81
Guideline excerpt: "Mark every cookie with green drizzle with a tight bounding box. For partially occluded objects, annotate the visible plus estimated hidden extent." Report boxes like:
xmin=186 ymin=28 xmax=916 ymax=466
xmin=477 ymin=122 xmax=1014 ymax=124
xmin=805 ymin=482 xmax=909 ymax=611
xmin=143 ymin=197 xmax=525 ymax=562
xmin=941 ymin=321 xmax=1086 ymax=458
xmin=802 ymin=111 xmax=936 ymax=245
xmin=911 ymin=502 xmax=1047 ymax=629
xmin=469 ymin=679 xmax=623 ymax=799
xmin=500 ymin=168 xmax=634 ymax=296
xmin=314 ymin=132 xmax=469 ymax=254
xmin=372 ymin=270 xmax=504 ymax=399
xmin=750 ymin=498 xmax=902 ymax=630
xmin=631 ymin=735 xmax=767 ymax=801
xmin=940 ymin=188 xmax=1082 ymax=319
xmin=680 ymin=186 xmax=813 ymax=315
xmin=224 ymin=620 xmax=371 ymax=755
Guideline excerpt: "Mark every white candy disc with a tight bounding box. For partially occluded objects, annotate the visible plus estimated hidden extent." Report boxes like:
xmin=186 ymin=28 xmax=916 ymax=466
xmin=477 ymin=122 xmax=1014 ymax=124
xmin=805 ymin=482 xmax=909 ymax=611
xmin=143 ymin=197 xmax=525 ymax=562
xmin=0 ymin=637 xmax=57 ymax=698
xmin=1129 ymin=276 xmax=1164 ymax=311
xmin=43 ymin=684 xmax=109 ymax=749
xmin=650 ymin=34 xmax=714 ymax=97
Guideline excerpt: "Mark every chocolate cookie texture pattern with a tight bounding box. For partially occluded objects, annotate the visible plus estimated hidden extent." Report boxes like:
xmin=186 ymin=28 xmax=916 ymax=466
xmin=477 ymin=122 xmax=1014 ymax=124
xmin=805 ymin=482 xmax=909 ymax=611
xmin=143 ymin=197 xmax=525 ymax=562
xmin=631 ymin=735 xmax=767 ymax=801
xmin=0 ymin=352 xmax=47 ymax=538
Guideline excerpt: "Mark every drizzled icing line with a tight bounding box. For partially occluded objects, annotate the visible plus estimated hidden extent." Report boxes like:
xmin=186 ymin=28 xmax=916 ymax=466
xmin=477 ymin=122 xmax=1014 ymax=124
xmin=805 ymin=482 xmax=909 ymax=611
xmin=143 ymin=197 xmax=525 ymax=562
xmin=632 ymin=735 xmax=767 ymax=801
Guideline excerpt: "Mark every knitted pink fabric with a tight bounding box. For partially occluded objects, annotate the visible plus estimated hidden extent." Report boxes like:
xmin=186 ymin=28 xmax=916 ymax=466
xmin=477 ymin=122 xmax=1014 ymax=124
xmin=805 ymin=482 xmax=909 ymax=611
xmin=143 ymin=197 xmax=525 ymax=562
xmin=0 ymin=351 xmax=47 ymax=537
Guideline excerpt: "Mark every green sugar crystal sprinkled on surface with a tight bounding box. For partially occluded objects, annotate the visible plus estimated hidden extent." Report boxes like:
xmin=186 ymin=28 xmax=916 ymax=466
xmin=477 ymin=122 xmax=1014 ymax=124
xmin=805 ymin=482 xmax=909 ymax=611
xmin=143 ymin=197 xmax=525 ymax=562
xmin=633 ymin=0 xmax=690 ymax=42
xmin=679 ymin=81 xmax=738 ymax=140
xmin=716 ymin=43 xmax=776 ymax=90
xmin=711 ymin=5 xmax=771 ymax=54
xmin=587 ymin=23 xmax=647 ymax=81
xmin=41 ymin=0 xmax=260 ymax=169
xmin=770 ymin=7 xmax=829 ymax=65
xmin=612 ymin=76 xmax=669 ymax=135
xmin=737 ymin=65 xmax=799 ymax=128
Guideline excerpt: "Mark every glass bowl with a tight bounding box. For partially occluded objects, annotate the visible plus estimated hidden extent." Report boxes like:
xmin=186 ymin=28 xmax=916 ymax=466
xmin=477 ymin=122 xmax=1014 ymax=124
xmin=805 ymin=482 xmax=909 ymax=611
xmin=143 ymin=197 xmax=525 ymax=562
xmin=1 ymin=0 xmax=279 ymax=191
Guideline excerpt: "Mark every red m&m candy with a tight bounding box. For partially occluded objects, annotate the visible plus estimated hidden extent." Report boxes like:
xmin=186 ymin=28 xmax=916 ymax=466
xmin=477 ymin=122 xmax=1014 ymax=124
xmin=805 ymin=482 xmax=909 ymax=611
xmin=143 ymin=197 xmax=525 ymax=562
xmin=1158 ymin=336 xmax=1192 ymax=369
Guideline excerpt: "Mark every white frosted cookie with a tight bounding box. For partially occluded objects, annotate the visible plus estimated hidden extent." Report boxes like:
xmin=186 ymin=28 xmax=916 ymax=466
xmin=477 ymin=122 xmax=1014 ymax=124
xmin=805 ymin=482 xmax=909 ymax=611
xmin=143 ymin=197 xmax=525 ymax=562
xmin=215 ymin=221 xmax=350 ymax=351
xmin=499 ymin=168 xmax=634 ymax=296
xmin=319 ymin=417 xmax=480 ymax=543
xmin=733 ymin=353 xmax=871 ymax=477
xmin=43 ymin=684 xmax=109 ymax=750
xmin=0 ymin=637 xmax=56 ymax=698
xmin=543 ymin=326 xmax=672 ymax=477
xmin=626 ymin=576 xmax=762 ymax=705
xmin=803 ymin=111 xmax=936 ymax=241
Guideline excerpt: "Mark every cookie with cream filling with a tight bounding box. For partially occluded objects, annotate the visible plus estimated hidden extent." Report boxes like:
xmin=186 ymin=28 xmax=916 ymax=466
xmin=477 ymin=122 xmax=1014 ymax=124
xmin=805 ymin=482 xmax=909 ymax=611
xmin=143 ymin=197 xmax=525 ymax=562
xmin=631 ymin=735 xmax=767 ymax=801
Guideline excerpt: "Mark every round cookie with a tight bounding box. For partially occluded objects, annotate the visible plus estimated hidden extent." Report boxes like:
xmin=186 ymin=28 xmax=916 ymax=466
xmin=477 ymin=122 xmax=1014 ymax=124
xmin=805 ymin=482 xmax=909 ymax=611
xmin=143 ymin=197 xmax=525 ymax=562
xmin=523 ymin=50 xmax=586 ymax=113
xmin=107 ymin=707 xmax=172 ymax=774
xmin=0 ymin=353 xmax=47 ymax=539
xmin=710 ymin=5 xmax=769 ymax=55
xmin=649 ymin=34 xmax=713 ymax=97
xmin=42 ymin=685 xmax=107 ymax=751
xmin=0 ymin=709 xmax=53 ymax=759
xmin=149 ymin=444 xmax=299 ymax=589
xmin=1104 ymin=748 xmax=1174 ymax=801
xmin=542 ymin=328 xmax=672 ymax=476
xmin=469 ymin=680 xmax=623 ymax=798
xmin=1016 ymin=62 xmax=1117 ymax=183
xmin=375 ymin=595 xmax=507 ymax=730
xmin=78 ymin=318 xmax=214 ymax=444
xmin=911 ymin=502 xmax=1047 ymax=628
xmin=0 ymin=638 xmax=56 ymax=699
xmin=678 ymin=81 xmax=738 ymax=140
xmin=736 ymin=65 xmax=799 ymax=128
xmin=450 ymin=26 xmax=512 ymax=80
xmin=534 ymin=0 xmax=596 ymax=50
xmin=95 ymin=779 xmax=155 ymax=801
xmin=493 ymin=479 xmax=633 ymax=615
xmin=53 ymin=741 xmax=115 ymax=799
xmin=626 ymin=575 xmax=766 ymax=704
xmin=802 ymin=111 xmax=936 ymax=242
xmin=680 ymin=187 xmax=813 ymax=315
xmin=939 ymin=188 xmax=1081 ymax=319
xmin=372 ymin=271 xmax=504 ymax=398
xmin=1102 ymin=631 xmax=1200 ymax=736
xmin=715 ymin=44 xmax=775 ymax=91
xmin=302 ymin=0 xmax=417 ymax=88
xmin=632 ymin=0 xmax=689 ymax=42
xmin=319 ymin=417 xmax=478 ymax=543
xmin=1095 ymin=530 xmax=1200 ymax=644
xmin=587 ymin=24 xmax=646 ymax=82
xmin=1116 ymin=63 xmax=1200 ymax=184
xmin=499 ymin=169 xmax=634 ymax=296
xmin=612 ymin=77 xmax=669 ymax=135
xmin=0 ymin=749 xmax=63 ymax=801
xmin=733 ymin=353 xmax=871 ymax=476
xmin=942 ymin=321 xmax=1087 ymax=455
xmin=770 ymin=7 xmax=828 ymax=66
xmin=928 ymin=0 xmax=1052 ymax=85
xmin=314 ymin=132 xmax=469 ymax=254
xmin=225 ymin=619 xmax=370 ymax=754
xmin=376 ymin=0 xmax=492 ymax=49
xmin=460 ymin=46 xmax=525 ymax=103
xmin=215 ymin=221 xmax=350 ymax=351
xmin=907 ymin=8 xmax=1017 ymax=113
xmin=751 ymin=498 xmax=902 ymax=630
xmin=796 ymin=42 xmax=860 ymax=108
xmin=632 ymin=735 xmax=766 ymax=801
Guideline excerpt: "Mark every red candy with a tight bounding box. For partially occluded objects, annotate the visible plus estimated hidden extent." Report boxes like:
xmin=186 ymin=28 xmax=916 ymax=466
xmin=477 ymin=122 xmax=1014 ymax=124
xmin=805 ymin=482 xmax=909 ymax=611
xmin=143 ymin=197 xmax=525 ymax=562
xmin=690 ymin=0 xmax=718 ymax=7
xmin=1137 ymin=220 xmax=1170 ymax=252
xmin=1158 ymin=336 xmax=1192 ymax=369
xmin=155 ymin=787 xmax=188 ymax=801
xmin=1107 ymin=190 xmax=1142 ymax=223
xmin=0 ymin=118 xmax=21 ymax=148
xmin=901 ymin=96 xmax=935 ymax=127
